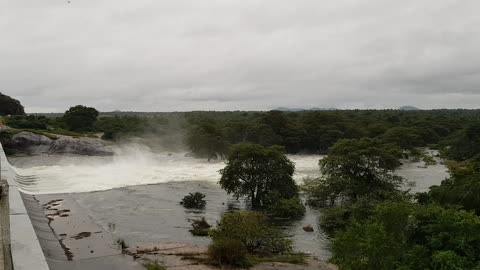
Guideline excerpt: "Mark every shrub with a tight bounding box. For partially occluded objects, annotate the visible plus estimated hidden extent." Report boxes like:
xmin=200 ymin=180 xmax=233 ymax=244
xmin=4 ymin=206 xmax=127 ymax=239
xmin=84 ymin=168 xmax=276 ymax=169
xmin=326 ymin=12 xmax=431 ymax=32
xmin=268 ymin=197 xmax=306 ymax=218
xmin=180 ymin=192 xmax=206 ymax=209
xmin=208 ymin=238 xmax=249 ymax=267
xmin=209 ymin=211 xmax=292 ymax=255
xmin=143 ymin=263 xmax=166 ymax=270
xmin=4 ymin=115 xmax=48 ymax=129
xmin=331 ymin=202 xmax=480 ymax=270
xmin=319 ymin=206 xmax=352 ymax=237
xmin=189 ymin=217 xmax=211 ymax=236
xmin=116 ymin=238 xmax=128 ymax=252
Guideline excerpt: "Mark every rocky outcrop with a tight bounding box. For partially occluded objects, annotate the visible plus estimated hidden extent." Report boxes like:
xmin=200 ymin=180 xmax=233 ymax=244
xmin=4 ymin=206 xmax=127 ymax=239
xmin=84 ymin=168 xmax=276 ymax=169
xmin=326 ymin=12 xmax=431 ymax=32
xmin=2 ymin=132 xmax=52 ymax=154
xmin=0 ymin=131 xmax=112 ymax=156
xmin=48 ymin=136 xmax=112 ymax=156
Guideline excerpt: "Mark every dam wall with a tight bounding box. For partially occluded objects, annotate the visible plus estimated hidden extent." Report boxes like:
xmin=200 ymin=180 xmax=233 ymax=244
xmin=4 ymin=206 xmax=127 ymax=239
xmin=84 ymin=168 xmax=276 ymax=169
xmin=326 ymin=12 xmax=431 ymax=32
xmin=0 ymin=142 xmax=49 ymax=270
xmin=0 ymin=180 xmax=12 ymax=270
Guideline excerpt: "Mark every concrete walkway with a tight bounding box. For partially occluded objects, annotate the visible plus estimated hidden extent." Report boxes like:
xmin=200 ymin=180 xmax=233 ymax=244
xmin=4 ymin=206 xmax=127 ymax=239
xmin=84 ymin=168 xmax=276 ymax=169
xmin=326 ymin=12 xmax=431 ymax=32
xmin=1 ymin=143 xmax=50 ymax=270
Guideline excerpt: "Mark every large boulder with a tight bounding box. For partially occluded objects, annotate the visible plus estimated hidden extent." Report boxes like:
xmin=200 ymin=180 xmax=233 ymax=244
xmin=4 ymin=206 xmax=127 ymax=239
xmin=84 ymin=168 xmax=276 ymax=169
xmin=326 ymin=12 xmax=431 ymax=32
xmin=48 ymin=136 xmax=112 ymax=156
xmin=1 ymin=131 xmax=52 ymax=154
xmin=0 ymin=131 xmax=112 ymax=156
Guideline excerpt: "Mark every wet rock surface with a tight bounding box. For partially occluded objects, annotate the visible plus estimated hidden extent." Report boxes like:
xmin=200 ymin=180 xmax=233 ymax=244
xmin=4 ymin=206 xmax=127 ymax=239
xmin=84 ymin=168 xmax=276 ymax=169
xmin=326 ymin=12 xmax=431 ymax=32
xmin=127 ymin=243 xmax=336 ymax=270
xmin=49 ymin=136 xmax=113 ymax=156
xmin=25 ymin=191 xmax=336 ymax=270
xmin=1 ymin=131 xmax=113 ymax=156
xmin=22 ymin=193 xmax=143 ymax=270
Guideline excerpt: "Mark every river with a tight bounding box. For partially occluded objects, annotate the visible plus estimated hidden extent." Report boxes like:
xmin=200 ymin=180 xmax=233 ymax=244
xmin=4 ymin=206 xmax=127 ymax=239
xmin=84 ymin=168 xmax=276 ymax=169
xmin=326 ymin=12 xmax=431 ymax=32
xmin=7 ymin=144 xmax=450 ymax=259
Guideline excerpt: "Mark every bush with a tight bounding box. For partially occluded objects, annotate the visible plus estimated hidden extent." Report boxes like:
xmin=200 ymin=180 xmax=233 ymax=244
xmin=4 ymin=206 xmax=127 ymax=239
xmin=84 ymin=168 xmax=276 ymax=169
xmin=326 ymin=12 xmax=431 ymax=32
xmin=319 ymin=200 xmax=375 ymax=237
xmin=116 ymin=238 xmax=128 ymax=253
xmin=268 ymin=197 xmax=306 ymax=218
xmin=4 ymin=115 xmax=48 ymax=129
xmin=330 ymin=202 xmax=480 ymax=270
xmin=209 ymin=211 xmax=292 ymax=255
xmin=180 ymin=192 xmax=206 ymax=209
xmin=208 ymin=238 xmax=249 ymax=267
xmin=143 ymin=263 xmax=166 ymax=270
xmin=189 ymin=217 xmax=211 ymax=236
xmin=319 ymin=207 xmax=352 ymax=237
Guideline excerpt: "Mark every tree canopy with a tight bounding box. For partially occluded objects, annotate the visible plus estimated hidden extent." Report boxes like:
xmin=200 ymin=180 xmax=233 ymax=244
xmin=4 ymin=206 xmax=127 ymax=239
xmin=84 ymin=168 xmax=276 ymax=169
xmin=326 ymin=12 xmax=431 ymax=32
xmin=63 ymin=105 xmax=99 ymax=131
xmin=305 ymin=138 xmax=403 ymax=206
xmin=331 ymin=202 xmax=480 ymax=270
xmin=0 ymin=92 xmax=25 ymax=116
xmin=219 ymin=144 xmax=298 ymax=208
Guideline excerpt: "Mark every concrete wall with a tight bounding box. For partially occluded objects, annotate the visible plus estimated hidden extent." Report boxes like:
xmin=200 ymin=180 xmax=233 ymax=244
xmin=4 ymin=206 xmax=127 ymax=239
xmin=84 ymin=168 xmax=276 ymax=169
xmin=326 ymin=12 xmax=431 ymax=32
xmin=0 ymin=180 xmax=13 ymax=270
xmin=0 ymin=143 xmax=49 ymax=270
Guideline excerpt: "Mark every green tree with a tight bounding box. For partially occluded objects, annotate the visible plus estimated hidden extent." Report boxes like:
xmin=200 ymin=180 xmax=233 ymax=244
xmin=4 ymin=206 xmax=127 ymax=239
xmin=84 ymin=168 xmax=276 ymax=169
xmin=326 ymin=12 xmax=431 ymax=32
xmin=0 ymin=92 xmax=25 ymax=115
xmin=63 ymin=105 xmax=99 ymax=131
xmin=331 ymin=202 xmax=480 ymax=270
xmin=309 ymin=138 xmax=403 ymax=205
xmin=219 ymin=144 xmax=297 ymax=208
xmin=382 ymin=126 xmax=423 ymax=150
xmin=209 ymin=211 xmax=292 ymax=255
xmin=428 ymin=161 xmax=480 ymax=214
xmin=447 ymin=122 xmax=480 ymax=161
xmin=186 ymin=119 xmax=228 ymax=160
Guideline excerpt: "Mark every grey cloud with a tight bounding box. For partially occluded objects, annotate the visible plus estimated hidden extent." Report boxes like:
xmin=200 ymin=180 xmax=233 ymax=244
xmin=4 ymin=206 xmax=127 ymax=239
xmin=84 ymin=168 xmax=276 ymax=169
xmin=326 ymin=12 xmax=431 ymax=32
xmin=1 ymin=0 xmax=480 ymax=112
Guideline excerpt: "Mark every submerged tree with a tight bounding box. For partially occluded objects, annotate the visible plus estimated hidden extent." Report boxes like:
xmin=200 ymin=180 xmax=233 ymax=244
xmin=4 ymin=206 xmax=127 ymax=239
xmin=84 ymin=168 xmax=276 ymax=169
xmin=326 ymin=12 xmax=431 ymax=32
xmin=306 ymin=138 xmax=403 ymax=206
xmin=219 ymin=144 xmax=298 ymax=208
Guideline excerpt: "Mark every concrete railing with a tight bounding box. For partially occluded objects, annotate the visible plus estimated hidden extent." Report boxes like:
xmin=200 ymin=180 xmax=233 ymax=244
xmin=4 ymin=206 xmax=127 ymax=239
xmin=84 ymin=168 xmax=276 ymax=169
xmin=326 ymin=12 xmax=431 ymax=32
xmin=0 ymin=143 xmax=49 ymax=270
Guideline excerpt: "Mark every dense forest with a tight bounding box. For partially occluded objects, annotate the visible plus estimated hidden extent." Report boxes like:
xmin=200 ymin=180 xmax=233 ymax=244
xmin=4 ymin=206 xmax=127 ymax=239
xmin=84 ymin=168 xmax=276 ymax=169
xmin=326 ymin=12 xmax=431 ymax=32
xmin=4 ymin=108 xmax=479 ymax=157
xmin=2 ymin=103 xmax=480 ymax=269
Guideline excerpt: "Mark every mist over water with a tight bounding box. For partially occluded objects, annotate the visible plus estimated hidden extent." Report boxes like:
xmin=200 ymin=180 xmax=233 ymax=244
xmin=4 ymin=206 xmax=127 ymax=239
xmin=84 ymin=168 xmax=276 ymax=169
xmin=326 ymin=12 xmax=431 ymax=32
xmin=8 ymin=143 xmax=449 ymax=195
xmin=9 ymin=144 xmax=322 ymax=194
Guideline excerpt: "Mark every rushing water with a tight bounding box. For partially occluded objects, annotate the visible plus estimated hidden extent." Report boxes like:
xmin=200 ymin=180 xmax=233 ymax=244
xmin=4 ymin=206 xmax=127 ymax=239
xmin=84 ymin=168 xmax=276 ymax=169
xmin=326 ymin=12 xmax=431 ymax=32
xmin=7 ymin=144 xmax=450 ymax=259
xmin=9 ymin=144 xmax=323 ymax=194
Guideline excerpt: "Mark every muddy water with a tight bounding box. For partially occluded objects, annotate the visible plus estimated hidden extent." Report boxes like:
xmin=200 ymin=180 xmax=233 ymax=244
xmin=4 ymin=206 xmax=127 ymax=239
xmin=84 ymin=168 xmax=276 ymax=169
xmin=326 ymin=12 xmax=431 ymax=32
xmin=7 ymin=146 xmax=449 ymax=259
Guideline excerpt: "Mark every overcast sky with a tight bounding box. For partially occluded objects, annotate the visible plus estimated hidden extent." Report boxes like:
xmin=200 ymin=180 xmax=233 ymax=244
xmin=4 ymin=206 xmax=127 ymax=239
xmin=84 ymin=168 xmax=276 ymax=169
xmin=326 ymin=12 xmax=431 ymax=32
xmin=1 ymin=0 xmax=480 ymax=112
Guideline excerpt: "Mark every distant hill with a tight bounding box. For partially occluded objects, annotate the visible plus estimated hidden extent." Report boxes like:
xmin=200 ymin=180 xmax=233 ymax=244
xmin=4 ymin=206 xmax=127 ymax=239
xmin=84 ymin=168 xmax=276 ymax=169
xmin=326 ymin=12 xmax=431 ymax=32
xmin=399 ymin=106 xmax=420 ymax=111
xmin=274 ymin=107 xmax=336 ymax=112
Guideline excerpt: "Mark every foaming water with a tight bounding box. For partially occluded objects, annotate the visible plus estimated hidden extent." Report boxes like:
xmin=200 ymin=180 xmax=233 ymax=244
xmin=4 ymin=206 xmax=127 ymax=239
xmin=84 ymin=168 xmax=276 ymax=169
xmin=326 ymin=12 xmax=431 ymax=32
xmin=8 ymin=144 xmax=449 ymax=195
xmin=9 ymin=144 xmax=322 ymax=194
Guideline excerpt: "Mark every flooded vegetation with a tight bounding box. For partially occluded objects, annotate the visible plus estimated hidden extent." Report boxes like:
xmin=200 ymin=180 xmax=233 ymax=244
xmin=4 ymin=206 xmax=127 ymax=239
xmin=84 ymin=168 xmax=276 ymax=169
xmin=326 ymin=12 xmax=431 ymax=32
xmin=7 ymin=146 xmax=448 ymax=260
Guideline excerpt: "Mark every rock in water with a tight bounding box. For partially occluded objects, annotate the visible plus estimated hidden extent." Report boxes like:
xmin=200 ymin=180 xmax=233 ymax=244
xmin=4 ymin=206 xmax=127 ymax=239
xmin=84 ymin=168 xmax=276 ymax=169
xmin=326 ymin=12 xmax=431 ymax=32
xmin=48 ymin=136 xmax=112 ymax=156
xmin=1 ymin=131 xmax=113 ymax=156
xmin=303 ymin=225 xmax=314 ymax=232
xmin=2 ymin=131 xmax=52 ymax=154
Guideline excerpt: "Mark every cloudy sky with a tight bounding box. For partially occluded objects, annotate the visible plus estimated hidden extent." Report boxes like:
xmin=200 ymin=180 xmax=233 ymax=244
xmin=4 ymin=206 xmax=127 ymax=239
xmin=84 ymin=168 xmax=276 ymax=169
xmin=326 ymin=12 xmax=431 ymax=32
xmin=1 ymin=0 xmax=480 ymax=112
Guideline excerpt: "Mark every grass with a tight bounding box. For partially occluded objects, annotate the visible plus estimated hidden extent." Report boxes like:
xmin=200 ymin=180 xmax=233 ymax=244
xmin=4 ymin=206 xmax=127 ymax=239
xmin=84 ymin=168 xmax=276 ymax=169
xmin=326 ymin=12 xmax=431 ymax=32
xmin=143 ymin=263 xmax=166 ymax=270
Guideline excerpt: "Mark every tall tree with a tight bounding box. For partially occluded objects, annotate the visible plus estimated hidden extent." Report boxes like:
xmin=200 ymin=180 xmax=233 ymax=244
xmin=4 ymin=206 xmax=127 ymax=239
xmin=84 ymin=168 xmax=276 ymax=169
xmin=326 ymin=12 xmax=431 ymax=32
xmin=219 ymin=144 xmax=297 ymax=208
xmin=308 ymin=138 xmax=403 ymax=206
xmin=63 ymin=105 xmax=99 ymax=131
xmin=0 ymin=92 xmax=25 ymax=116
